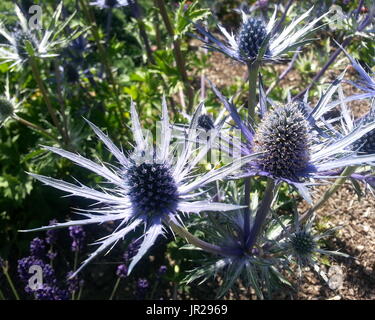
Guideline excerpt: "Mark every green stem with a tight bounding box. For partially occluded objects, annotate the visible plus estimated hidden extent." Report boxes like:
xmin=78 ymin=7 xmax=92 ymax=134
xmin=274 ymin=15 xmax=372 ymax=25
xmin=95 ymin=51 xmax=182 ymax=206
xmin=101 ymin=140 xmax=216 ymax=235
xmin=243 ymin=61 xmax=260 ymax=243
xmin=301 ymin=166 xmax=357 ymax=223
xmin=109 ymin=277 xmax=121 ymax=300
xmin=247 ymin=178 xmax=275 ymax=250
xmin=13 ymin=115 xmax=59 ymax=142
xmin=0 ymin=288 xmax=5 ymax=300
xmin=247 ymin=61 xmax=260 ymax=123
xmin=77 ymin=286 xmax=83 ymax=300
xmin=2 ymin=269 xmax=20 ymax=300
xmin=167 ymin=219 xmax=235 ymax=256
xmin=154 ymin=0 xmax=194 ymax=112
xmin=29 ymin=57 xmax=67 ymax=145
xmin=72 ymin=250 xmax=79 ymax=300
xmin=272 ymin=166 xmax=358 ymax=246
xmin=77 ymin=285 xmax=83 ymax=300
xmin=133 ymin=0 xmax=155 ymax=65
xmin=53 ymin=59 xmax=71 ymax=148
xmin=79 ymin=0 xmax=123 ymax=126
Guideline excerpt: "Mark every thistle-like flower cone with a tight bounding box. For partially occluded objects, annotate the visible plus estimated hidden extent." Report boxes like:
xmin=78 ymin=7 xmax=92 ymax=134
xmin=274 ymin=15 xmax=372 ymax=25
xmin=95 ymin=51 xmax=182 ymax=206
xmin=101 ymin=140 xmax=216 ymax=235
xmin=20 ymin=98 xmax=256 ymax=277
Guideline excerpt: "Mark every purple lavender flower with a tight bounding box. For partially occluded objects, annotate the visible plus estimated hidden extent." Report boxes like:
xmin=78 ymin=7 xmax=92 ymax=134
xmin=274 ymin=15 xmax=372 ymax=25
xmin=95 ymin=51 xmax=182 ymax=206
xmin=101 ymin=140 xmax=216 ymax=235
xmin=123 ymin=239 xmax=141 ymax=263
xmin=255 ymin=0 xmax=268 ymax=9
xmin=17 ymin=256 xmax=56 ymax=293
xmin=47 ymin=251 xmax=57 ymax=261
xmin=116 ymin=264 xmax=128 ymax=278
xmin=29 ymin=237 xmax=46 ymax=258
xmin=34 ymin=285 xmax=69 ymax=300
xmin=136 ymin=278 xmax=149 ymax=299
xmin=66 ymin=271 xmax=84 ymax=293
xmin=46 ymin=219 xmax=58 ymax=245
xmin=69 ymin=226 xmax=86 ymax=252
xmin=158 ymin=265 xmax=167 ymax=275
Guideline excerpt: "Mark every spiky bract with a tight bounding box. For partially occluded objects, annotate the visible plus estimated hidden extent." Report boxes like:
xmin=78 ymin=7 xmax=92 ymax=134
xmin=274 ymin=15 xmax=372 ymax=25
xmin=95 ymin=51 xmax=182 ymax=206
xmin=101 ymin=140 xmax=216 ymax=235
xmin=352 ymin=110 xmax=375 ymax=154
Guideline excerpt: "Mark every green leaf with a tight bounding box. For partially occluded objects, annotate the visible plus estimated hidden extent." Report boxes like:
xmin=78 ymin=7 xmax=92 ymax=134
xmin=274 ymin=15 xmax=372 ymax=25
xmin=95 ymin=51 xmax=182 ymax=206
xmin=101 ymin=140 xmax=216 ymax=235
xmin=174 ymin=1 xmax=210 ymax=38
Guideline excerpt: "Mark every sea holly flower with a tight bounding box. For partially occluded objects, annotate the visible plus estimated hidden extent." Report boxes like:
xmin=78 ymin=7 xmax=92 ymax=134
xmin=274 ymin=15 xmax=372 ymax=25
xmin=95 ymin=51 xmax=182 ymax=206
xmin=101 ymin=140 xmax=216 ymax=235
xmin=195 ymin=6 xmax=328 ymax=64
xmin=350 ymin=107 xmax=375 ymax=154
xmin=90 ymin=0 xmax=130 ymax=9
xmin=211 ymin=78 xmax=375 ymax=203
xmin=21 ymin=99 xmax=255 ymax=277
xmin=0 ymin=3 xmax=84 ymax=69
xmin=278 ymin=213 xmax=348 ymax=279
xmin=185 ymin=185 xmax=348 ymax=298
xmin=0 ymin=75 xmax=22 ymax=127
xmin=0 ymin=96 xmax=15 ymax=127
xmin=327 ymin=43 xmax=375 ymax=106
xmin=333 ymin=87 xmax=375 ymax=193
xmin=184 ymin=190 xmax=290 ymax=299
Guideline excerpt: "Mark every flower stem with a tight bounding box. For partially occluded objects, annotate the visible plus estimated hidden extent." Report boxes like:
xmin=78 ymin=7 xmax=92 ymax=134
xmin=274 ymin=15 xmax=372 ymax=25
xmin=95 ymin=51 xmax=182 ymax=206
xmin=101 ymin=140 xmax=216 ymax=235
xmin=105 ymin=8 xmax=113 ymax=44
xmin=243 ymin=61 xmax=260 ymax=244
xmin=29 ymin=57 xmax=67 ymax=145
xmin=247 ymin=61 xmax=260 ymax=123
xmin=77 ymin=285 xmax=83 ymax=300
xmin=109 ymin=277 xmax=121 ymax=300
xmin=167 ymin=219 xmax=239 ymax=256
xmin=269 ymin=166 xmax=358 ymax=249
xmin=132 ymin=0 xmax=155 ymax=65
xmin=78 ymin=0 xmax=123 ymax=127
xmin=247 ymin=178 xmax=275 ymax=250
xmin=53 ymin=59 xmax=71 ymax=148
xmin=301 ymin=166 xmax=357 ymax=223
xmin=154 ymin=0 xmax=194 ymax=112
xmin=72 ymin=250 xmax=79 ymax=300
xmin=2 ymin=267 xmax=20 ymax=300
xmin=13 ymin=115 xmax=59 ymax=142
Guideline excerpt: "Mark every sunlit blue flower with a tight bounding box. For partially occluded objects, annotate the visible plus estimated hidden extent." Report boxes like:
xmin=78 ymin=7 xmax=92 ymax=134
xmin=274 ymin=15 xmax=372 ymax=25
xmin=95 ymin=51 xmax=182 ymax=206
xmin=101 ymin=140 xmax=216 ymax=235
xmin=195 ymin=7 xmax=328 ymax=64
xmin=211 ymin=77 xmax=375 ymax=203
xmin=0 ymin=75 xmax=22 ymax=127
xmin=332 ymin=87 xmax=375 ymax=193
xmin=90 ymin=0 xmax=129 ymax=9
xmin=21 ymin=99 xmax=254 ymax=277
xmin=0 ymin=3 xmax=83 ymax=68
xmin=184 ymin=189 xmax=288 ymax=299
xmin=278 ymin=213 xmax=348 ymax=277
xmin=328 ymin=44 xmax=375 ymax=104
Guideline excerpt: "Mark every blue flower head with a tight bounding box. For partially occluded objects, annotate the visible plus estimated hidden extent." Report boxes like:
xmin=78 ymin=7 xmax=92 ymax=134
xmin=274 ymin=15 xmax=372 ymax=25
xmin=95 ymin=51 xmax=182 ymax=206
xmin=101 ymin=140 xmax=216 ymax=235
xmin=0 ymin=3 xmax=83 ymax=69
xmin=21 ymin=98 xmax=253 ymax=277
xmin=90 ymin=0 xmax=129 ymax=9
xmin=195 ymin=6 xmax=329 ymax=64
xmin=211 ymin=76 xmax=375 ymax=203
